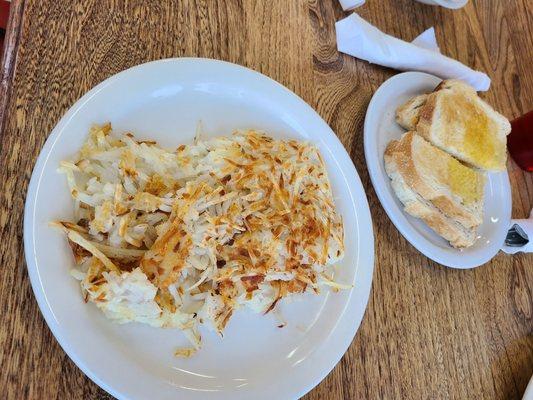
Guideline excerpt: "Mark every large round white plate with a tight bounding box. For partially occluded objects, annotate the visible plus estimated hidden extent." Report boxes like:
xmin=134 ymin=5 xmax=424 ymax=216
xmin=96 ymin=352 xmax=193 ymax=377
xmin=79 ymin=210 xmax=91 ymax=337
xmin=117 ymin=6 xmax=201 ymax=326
xmin=364 ymin=71 xmax=511 ymax=269
xmin=24 ymin=58 xmax=374 ymax=400
xmin=524 ymin=375 xmax=533 ymax=400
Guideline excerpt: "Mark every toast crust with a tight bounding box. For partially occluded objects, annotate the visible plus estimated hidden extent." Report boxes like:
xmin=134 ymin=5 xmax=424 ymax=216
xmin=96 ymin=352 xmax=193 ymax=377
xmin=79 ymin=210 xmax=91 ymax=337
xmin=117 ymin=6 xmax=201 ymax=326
xmin=396 ymin=94 xmax=428 ymax=131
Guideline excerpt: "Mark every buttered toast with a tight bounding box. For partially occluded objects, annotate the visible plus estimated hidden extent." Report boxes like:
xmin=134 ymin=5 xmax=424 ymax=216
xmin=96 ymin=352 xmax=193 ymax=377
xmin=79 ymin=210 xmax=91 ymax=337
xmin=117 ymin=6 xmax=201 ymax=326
xmin=386 ymin=131 xmax=485 ymax=228
xmin=385 ymin=145 xmax=477 ymax=248
xmin=397 ymin=80 xmax=511 ymax=171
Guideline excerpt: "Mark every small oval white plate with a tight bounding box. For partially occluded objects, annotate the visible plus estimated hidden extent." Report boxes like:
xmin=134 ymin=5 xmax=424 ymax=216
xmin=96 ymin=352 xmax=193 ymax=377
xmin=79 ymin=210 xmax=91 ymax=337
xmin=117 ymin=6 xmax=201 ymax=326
xmin=24 ymin=58 xmax=374 ymax=400
xmin=364 ymin=71 xmax=511 ymax=269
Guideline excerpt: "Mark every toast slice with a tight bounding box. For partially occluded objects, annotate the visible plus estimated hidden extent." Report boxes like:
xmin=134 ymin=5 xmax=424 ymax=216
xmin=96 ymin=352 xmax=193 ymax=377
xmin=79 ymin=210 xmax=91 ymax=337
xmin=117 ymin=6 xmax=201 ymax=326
xmin=384 ymin=142 xmax=476 ymax=248
xmin=396 ymin=94 xmax=428 ymax=131
xmin=387 ymin=131 xmax=485 ymax=229
xmin=415 ymin=80 xmax=511 ymax=171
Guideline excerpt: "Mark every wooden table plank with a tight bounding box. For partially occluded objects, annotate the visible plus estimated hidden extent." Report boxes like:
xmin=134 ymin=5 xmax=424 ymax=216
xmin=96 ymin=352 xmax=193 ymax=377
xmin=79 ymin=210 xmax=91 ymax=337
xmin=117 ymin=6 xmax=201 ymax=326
xmin=0 ymin=1 xmax=531 ymax=399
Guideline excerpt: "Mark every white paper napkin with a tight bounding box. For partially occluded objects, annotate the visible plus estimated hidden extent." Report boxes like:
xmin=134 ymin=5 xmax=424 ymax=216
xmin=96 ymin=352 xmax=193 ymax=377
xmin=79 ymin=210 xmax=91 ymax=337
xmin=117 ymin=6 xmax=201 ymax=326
xmin=411 ymin=27 xmax=440 ymax=52
xmin=335 ymin=13 xmax=490 ymax=91
xmin=338 ymin=0 xmax=365 ymax=11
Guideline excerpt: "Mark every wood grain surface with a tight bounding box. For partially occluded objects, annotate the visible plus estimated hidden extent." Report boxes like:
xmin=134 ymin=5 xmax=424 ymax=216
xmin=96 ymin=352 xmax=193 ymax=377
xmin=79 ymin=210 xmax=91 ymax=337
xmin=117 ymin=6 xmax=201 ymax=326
xmin=0 ymin=0 xmax=532 ymax=399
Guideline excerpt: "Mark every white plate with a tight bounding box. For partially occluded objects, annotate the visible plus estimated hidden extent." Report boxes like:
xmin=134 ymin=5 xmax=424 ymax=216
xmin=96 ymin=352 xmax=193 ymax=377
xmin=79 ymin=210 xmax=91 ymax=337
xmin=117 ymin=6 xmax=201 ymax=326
xmin=524 ymin=375 xmax=533 ymax=400
xmin=24 ymin=58 xmax=374 ymax=400
xmin=364 ymin=71 xmax=511 ymax=269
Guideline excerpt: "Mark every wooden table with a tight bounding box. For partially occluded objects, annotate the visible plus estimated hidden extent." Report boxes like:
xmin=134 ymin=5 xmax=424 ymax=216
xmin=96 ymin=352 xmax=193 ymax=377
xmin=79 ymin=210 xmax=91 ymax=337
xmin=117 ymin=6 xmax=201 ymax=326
xmin=1 ymin=1 xmax=531 ymax=399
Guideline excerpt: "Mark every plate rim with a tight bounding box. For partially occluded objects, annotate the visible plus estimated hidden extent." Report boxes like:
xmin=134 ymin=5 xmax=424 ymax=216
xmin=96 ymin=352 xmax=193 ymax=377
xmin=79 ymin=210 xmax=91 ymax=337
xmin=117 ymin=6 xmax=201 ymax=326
xmin=363 ymin=71 xmax=511 ymax=269
xmin=523 ymin=374 xmax=533 ymax=400
xmin=23 ymin=57 xmax=375 ymax=400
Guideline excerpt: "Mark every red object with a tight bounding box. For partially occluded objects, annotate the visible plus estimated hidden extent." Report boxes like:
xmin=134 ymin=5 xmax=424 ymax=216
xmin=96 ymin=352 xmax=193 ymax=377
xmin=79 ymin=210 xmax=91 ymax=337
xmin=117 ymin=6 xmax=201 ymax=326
xmin=0 ymin=0 xmax=10 ymax=56
xmin=0 ymin=1 xmax=9 ymax=30
xmin=507 ymin=110 xmax=533 ymax=172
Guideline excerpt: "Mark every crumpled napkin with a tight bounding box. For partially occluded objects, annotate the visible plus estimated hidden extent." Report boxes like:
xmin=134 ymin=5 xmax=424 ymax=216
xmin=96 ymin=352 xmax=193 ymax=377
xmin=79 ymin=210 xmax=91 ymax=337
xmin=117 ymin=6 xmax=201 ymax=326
xmin=411 ymin=27 xmax=440 ymax=52
xmin=338 ymin=0 xmax=365 ymax=11
xmin=335 ymin=13 xmax=490 ymax=91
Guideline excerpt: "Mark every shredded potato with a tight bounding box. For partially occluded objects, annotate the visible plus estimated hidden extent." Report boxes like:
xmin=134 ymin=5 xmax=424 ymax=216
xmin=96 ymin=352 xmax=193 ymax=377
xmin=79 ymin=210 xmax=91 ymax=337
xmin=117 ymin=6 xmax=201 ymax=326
xmin=54 ymin=123 xmax=346 ymax=353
